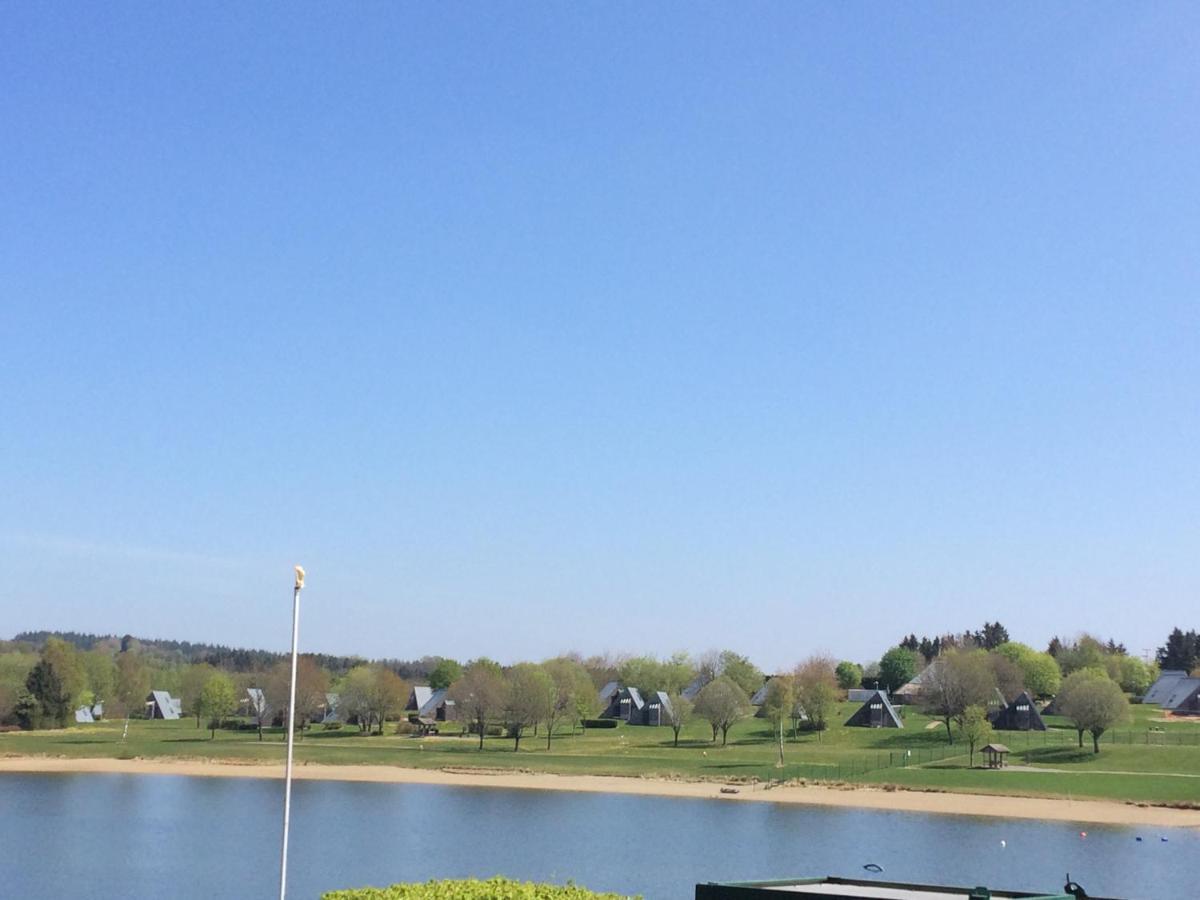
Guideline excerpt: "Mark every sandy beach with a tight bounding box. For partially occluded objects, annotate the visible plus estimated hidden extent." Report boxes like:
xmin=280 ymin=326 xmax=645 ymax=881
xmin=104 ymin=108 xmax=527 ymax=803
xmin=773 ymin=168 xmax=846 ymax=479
xmin=2 ymin=755 xmax=1197 ymax=828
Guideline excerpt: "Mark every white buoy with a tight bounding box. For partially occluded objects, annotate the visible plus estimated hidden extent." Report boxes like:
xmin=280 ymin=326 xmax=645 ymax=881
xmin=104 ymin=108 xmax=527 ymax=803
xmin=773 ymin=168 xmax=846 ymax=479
xmin=1000 ymin=840 xmax=1006 ymax=848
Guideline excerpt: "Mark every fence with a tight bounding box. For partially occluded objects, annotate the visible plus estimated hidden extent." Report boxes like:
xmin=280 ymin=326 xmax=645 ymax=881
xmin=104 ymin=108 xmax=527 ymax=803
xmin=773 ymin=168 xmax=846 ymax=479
xmin=752 ymin=727 xmax=1200 ymax=785
xmin=755 ymin=741 xmax=963 ymax=784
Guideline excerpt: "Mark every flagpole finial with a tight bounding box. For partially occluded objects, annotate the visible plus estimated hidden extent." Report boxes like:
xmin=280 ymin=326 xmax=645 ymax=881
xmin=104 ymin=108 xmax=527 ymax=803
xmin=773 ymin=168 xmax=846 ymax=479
xmin=294 ymin=565 xmax=305 ymax=590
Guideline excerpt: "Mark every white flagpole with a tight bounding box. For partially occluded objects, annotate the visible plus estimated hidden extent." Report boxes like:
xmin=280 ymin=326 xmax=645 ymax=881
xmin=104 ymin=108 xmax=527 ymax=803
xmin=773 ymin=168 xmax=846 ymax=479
xmin=279 ymin=565 xmax=305 ymax=900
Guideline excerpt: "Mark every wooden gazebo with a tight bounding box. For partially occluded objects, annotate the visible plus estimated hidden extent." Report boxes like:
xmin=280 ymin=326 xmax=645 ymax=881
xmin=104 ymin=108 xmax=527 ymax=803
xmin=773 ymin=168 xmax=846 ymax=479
xmin=982 ymin=743 xmax=1010 ymax=769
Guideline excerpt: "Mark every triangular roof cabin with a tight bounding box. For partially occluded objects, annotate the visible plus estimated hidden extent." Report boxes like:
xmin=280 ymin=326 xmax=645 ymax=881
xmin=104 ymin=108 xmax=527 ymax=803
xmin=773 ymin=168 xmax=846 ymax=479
xmin=319 ymin=692 xmax=340 ymax=724
xmin=145 ymin=690 xmax=181 ymax=720
xmin=245 ymin=687 xmax=269 ymax=718
xmin=989 ymin=691 xmax=1046 ymax=731
xmin=893 ymin=660 xmax=941 ymax=704
xmin=405 ymin=686 xmax=455 ymax=721
xmin=844 ymin=689 xmax=903 ymax=728
xmin=1161 ymin=678 xmax=1200 ymax=715
xmin=750 ymin=678 xmax=772 ymax=707
xmin=597 ymin=681 xmax=621 ymax=717
xmin=74 ymin=705 xmax=94 ymax=724
xmin=405 ymin=685 xmax=433 ymax=713
xmin=604 ymin=686 xmax=645 ymax=722
xmin=1144 ymin=670 xmax=1189 ymax=706
xmin=641 ymin=691 xmax=675 ymax=726
xmin=681 ymin=674 xmax=710 ymax=702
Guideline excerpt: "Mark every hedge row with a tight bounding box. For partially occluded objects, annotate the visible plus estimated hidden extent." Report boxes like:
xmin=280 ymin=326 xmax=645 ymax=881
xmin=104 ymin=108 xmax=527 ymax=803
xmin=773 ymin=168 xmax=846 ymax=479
xmin=581 ymin=719 xmax=618 ymax=729
xmin=323 ymin=877 xmax=636 ymax=899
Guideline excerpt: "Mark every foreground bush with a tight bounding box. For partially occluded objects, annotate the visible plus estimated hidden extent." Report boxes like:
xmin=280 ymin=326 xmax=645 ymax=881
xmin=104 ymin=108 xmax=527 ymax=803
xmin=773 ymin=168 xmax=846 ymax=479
xmin=322 ymin=876 xmax=637 ymax=899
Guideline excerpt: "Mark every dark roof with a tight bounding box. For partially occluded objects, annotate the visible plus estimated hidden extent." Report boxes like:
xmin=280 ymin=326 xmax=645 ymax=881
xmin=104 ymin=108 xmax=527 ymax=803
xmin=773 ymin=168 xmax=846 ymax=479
xmin=989 ymin=692 xmax=1047 ymax=731
xmin=623 ymin=686 xmax=645 ymax=709
xmin=650 ymin=691 xmax=674 ymax=720
xmin=1144 ymin=670 xmax=1189 ymax=705
xmin=847 ymin=688 xmax=887 ymax=702
xmin=147 ymin=690 xmax=181 ymax=720
xmin=1161 ymin=677 xmax=1200 ymax=711
xmin=844 ymin=689 xmax=903 ymax=728
xmin=419 ymin=688 xmax=452 ymax=717
xmin=894 ymin=660 xmax=942 ymax=696
xmin=597 ymin=681 xmax=620 ymax=704
xmin=750 ymin=679 xmax=771 ymax=706
xmin=681 ymin=675 xmax=710 ymax=701
xmin=982 ymin=743 xmax=1011 ymax=753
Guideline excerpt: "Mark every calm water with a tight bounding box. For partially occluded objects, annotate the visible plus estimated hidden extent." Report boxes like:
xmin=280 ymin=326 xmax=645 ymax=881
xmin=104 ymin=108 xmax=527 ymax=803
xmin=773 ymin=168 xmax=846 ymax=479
xmin=0 ymin=773 xmax=1193 ymax=899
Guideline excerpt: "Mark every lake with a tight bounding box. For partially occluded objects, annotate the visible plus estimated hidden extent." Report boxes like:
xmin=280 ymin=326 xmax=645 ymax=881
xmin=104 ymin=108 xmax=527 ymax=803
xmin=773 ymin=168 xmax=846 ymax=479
xmin=0 ymin=773 xmax=1192 ymax=898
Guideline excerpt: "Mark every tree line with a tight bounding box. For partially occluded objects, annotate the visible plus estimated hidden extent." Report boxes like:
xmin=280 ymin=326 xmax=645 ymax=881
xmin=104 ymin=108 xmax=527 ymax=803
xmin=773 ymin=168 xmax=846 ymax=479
xmin=3 ymin=623 xmax=1195 ymax=757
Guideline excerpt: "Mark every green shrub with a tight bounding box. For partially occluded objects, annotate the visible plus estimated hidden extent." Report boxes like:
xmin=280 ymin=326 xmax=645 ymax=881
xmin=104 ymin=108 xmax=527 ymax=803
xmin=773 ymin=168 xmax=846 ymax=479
xmin=322 ymin=876 xmax=636 ymax=899
xmin=581 ymin=719 xmax=618 ymax=729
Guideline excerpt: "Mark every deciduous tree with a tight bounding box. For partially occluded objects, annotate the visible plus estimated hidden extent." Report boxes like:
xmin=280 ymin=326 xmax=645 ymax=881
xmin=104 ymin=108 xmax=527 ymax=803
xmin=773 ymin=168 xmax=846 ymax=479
xmin=877 ymin=647 xmax=918 ymax=693
xmin=41 ymin=638 xmax=86 ymax=707
xmin=919 ymin=650 xmax=997 ymax=744
xmin=198 ymin=673 xmax=237 ymax=738
xmin=112 ymin=651 xmax=150 ymax=720
xmin=717 ymin=651 xmax=764 ymax=698
xmin=794 ymin=655 xmax=838 ymax=736
xmin=760 ymin=675 xmax=795 ymax=765
xmin=664 ymin=692 xmax=693 ymax=748
xmin=448 ymin=659 xmax=506 ymax=750
xmin=181 ymin=663 xmax=216 ymax=728
xmin=994 ymin=642 xmax=1060 ymax=698
xmin=265 ymin=657 xmax=331 ymax=736
xmin=1057 ymin=670 xmax=1130 ymax=753
xmin=504 ymin=663 xmax=551 ymax=751
xmin=694 ymin=676 xmax=750 ymax=746
xmin=959 ymin=705 xmax=993 ymax=767
xmin=834 ymin=661 xmax=863 ymax=691
xmin=429 ymin=658 xmax=463 ymax=692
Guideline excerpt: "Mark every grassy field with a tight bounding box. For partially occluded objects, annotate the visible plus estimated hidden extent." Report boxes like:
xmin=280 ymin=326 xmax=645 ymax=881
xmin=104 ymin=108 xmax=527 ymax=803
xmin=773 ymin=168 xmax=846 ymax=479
xmin=3 ymin=701 xmax=1199 ymax=806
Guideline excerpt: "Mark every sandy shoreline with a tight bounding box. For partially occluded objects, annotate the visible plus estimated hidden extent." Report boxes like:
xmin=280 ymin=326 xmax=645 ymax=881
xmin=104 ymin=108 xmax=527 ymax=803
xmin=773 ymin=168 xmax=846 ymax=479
xmin=2 ymin=755 xmax=1198 ymax=828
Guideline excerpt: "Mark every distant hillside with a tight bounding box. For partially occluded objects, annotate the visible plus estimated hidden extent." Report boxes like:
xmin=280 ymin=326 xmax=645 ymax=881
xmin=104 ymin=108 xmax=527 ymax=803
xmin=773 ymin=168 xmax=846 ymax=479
xmin=10 ymin=630 xmax=442 ymax=680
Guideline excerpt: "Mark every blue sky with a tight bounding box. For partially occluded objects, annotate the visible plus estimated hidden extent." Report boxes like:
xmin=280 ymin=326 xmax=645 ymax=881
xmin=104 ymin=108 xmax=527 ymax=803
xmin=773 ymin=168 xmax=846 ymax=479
xmin=1 ymin=5 xmax=1197 ymax=669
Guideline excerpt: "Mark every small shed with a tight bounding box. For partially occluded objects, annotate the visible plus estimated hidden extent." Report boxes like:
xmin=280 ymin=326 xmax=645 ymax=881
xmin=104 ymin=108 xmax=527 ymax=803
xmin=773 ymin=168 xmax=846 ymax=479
xmin=844 ymin=689 xmax=903 ymax=728
xmin=983 ymin=743 xmax=1010 ymax=768
xmin=145 ymin=690 xmax=181 ymax=720
xmin=74 ymin=705 xmax=95 ymax=724
xmin=989 ymin=691 xmax=1046 ymax=731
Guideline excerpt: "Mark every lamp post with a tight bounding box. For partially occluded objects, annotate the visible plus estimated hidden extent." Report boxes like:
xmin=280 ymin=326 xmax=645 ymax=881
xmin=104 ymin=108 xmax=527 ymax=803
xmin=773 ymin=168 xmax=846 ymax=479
xmin=279 ymin=565 xmax=305 ymax=900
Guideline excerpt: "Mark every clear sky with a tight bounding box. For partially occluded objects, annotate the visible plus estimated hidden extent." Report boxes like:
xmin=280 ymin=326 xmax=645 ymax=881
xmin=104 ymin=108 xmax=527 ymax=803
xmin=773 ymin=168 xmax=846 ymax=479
xmin=1 ymin=5 xmax=1197 ymax=670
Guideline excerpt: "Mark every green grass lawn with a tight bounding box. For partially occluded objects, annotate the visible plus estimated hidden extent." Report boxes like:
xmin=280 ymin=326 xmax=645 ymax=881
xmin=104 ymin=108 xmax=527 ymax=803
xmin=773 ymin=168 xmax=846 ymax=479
xmin=4 ymin=701 xmax=1199 ymax=807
